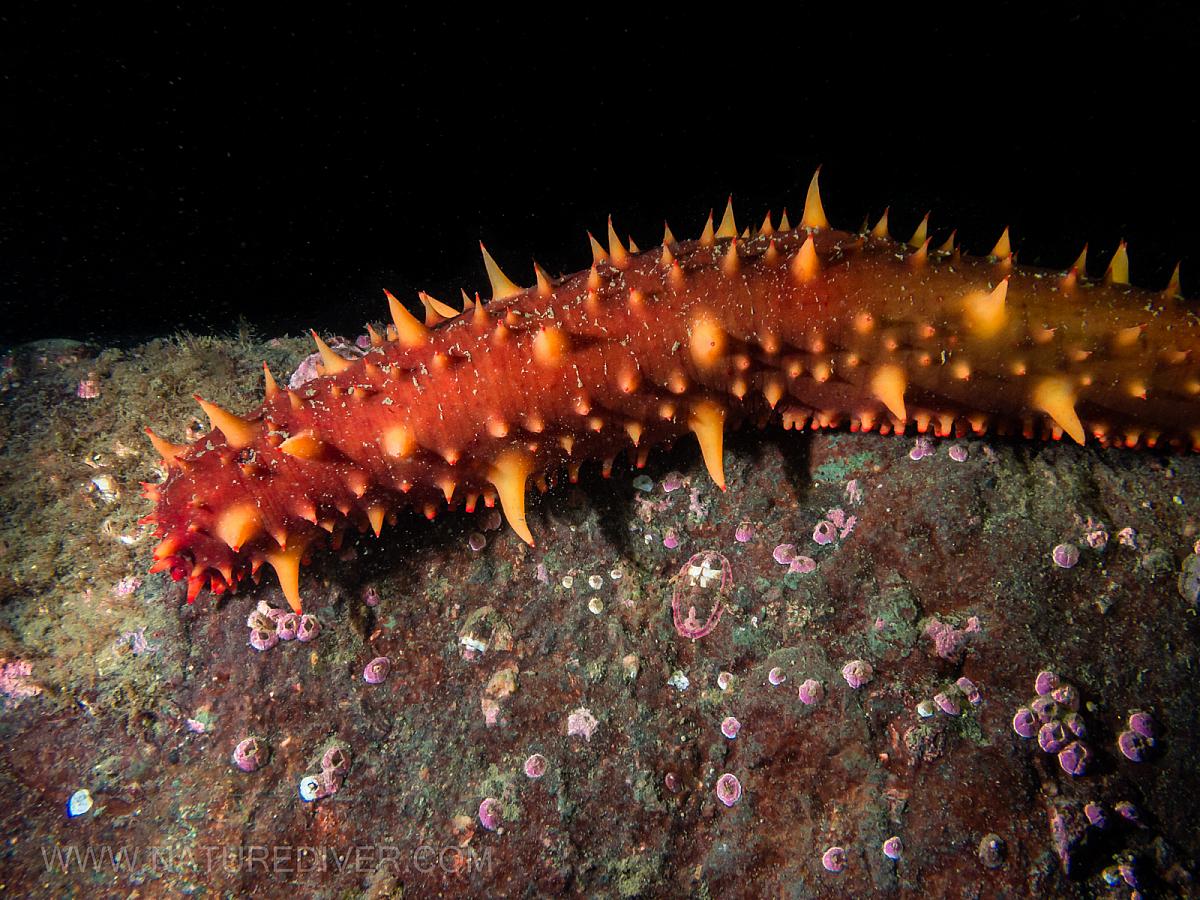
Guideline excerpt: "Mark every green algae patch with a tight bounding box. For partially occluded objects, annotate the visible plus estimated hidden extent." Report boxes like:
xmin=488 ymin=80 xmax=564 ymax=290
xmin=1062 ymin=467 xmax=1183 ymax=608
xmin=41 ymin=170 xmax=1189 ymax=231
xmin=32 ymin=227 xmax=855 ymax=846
xmin=813 ymin=450 xmax=876 ymax=484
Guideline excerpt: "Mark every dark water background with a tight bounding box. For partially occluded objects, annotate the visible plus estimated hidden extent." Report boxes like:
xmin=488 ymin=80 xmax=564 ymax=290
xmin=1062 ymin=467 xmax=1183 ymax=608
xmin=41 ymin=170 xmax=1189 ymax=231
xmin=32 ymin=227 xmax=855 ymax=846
xmin=3 ymin=4 xmax=1198 ymax=347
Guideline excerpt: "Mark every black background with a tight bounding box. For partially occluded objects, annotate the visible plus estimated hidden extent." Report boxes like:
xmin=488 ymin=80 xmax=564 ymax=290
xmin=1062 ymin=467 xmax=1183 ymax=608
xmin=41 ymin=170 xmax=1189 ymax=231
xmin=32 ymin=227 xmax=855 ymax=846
xmin=2 ymin=4 xmax=1197 ymax=346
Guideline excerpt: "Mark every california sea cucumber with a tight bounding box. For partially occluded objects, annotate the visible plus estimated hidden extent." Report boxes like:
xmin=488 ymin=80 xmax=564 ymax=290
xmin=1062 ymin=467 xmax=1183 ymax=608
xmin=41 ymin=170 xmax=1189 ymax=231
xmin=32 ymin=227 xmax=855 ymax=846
xmin=143 ymin=170 xmax=1195 ymax=612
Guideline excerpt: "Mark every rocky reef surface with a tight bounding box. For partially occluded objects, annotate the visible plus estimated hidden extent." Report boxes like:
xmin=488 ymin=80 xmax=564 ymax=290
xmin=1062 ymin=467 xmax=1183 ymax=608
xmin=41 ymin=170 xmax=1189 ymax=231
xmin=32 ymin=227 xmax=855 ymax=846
xmin=0 ymin=335 xmax=1196 ymax=897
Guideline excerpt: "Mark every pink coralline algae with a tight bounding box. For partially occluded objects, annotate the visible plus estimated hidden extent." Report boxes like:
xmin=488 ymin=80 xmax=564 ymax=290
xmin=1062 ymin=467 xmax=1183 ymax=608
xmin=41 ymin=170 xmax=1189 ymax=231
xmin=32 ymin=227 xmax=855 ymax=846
xmin=1012 ymin=708 xmax=1038 ymax=739
xmin=734 ymin=521 xmax=754 ymax=543
xmin=923 ymin=616 xmax=981 ymax=663
xmin=955 ymin=676 xmax=982 ymax=705
xmin=813 ymin=507 xmax=857 ymax=545
xmin=821 ymin=846 xmax=847 ymax=873
xmin=1052 ymin=542 xmax=1080 ymax=569
xmin=523 ymin=753 xmax=547 ymax=779
xmin=478 ymin=797 xmax=502 ymax=831
xmin=721 ymin=716 xmax=741 ymax=739
xmin=841 ymin=659 xmax=873 ymax=689
xmin=933 ymin=691 xmax=961 ymax=716
xmin=1057 ymin=740 xmax=1092 ymax=776
xmin=362 ymin=656 xmax=391 ymax=684
xmin=772 ymin=543 xmax=815 ymax=574
xmin=768 ymin=667 xmax=786 ymax=686
xmin=1038 ymin=721 xmax=1069 ymax=754
xmin=299 ymin=743 xmax=351 ymax=802
xmin=362 ymin=585 xmax=381 ymax=607
xmin=1016 ymin=671 xmax=1095 ymax=774
xmin=567 ymin=707 xmax=599 ymax=741
xmin=812 ymin=521 xmax=837 ymax=545
xmin=276 ymin=613 xmax=299 ymax=642
xmin=296 ymin=614 xmax=321 ymax=642
xmin=1084 ymin=802 xmax=1107 ymax=829
xmin=249 ymin=627 xmax=278 ymax=652
xmin=1128 ymin=710 xmax=1158 ymax=738
xmin=232 ymin=737 xmax=268 ymax=773
xmin=1117 ymin=729 xmax=1154 ymax=762
xmin=715 ymin=773 xmax=742 ymax=807
xmin=909 ymin=436 xmax=935 ymax=460
xmin=672 ymin=551 xmax=731 ymax=640
xmin=797 ymin=678 xmax=824 ymax=706
xmin=1035 ymin=670 xmax=1060 ymax=696
xmin=948 ymin=444 xmax=969 ymax=462
xmin=0 ymin=659 xmax=42 ymax=709
xmin=882 ymin=836 xmax=903 ymax=860
xmin=75 ymin=377 xmax=100 ymax=399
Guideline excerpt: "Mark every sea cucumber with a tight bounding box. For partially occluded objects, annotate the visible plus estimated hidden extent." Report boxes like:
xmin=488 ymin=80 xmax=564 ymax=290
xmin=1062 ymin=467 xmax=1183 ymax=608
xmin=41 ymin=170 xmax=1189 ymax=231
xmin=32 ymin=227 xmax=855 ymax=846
xmin=142 ymin=171 xmax=1195 ymax=612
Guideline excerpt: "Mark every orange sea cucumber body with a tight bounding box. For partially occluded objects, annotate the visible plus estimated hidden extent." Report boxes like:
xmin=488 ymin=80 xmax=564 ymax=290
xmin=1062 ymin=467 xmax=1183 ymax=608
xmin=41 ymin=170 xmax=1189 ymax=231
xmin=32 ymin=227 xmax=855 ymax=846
xmin=144 ymin=177 xmax=1197 ymax=612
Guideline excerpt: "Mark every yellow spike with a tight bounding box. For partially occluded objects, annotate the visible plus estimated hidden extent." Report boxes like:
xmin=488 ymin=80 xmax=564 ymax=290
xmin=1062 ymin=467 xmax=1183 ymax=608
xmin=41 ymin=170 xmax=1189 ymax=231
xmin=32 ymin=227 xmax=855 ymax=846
xmin=588 ymin=232 xmax=609 ymax=265
xmin=422 ymin=290 xmax=458 ymax=326
xmin=764 ymin=239 xmax=781 ymax=266
xmin=1166 ymin=262 xmax=1183 ymax=298
xmin=1069 ymin=244 xmax=1088 ymax=278
xmin=778 ymin=208 xmax=792 ymax=232
xmin=910 ymin=238 xmax=930 ymax=267
xmin=418 ymin=294 xmax=446 ymax=326
xmin=689 ymin=313 xmax=726 ymax=369
xmin=367 ymin=505 xmax=386 ymax=537
xmin=688 ymin=400 xmax=727 ymax=491
xmin=607 ymin=217 xmax=630 ymax=268
xmin=384 ymin=289 xmax=428 ymax=347
xmin=533 ymin=325 xmax=570 ymax=367
xmin=628 ymin=236 xmax=640 ymax=253
xmin=870 ymin=207 xmax=890 ymax=240
xmin=487 ymin=449 xmax=536 ymax=546
xmin=461 ymin=288 xmax=475 ymax=311
xmin=741 ymin=227 xmax=750 ymax=239
xmin=663 ymin=222 xmax=677 ymax=245
xmin=365 ymin=323 xmax=384 ymax=347
xmin=936 ymin=230 xmax=957 ymax=254
xmin=381 ymin=424 xmax=415 ymax=459
xmin=264 ymin=537 xmax=309 ymax=614
xmin=310 ymin=330 xmax=353 ymax=375
xmin=587 ymin=265 xmax=602 ymax=291
xmin=533 ymin=261 xmax=554 ymax=296
xmin=660 ymin=244 xmax=674 ymax=266
xmin=870 ymin=364 xmax=907 ymax=421
xmin=1114 ymin=323 xmax=1145 ymax=349
xmin=962 ymin=278 xmax=1010 ymax=339
xmin=472 ymin=294 xmax=490 ymax=330
xmin=792 ymin=234 xmax=819 ymax=283
xmin=800 ymin=168 xmax=829 ymax=230
xmin=479 ymin=242 xmax=523 ymax=300
xmin=288 ymin=389 xmax=304 ymax=411
xmin=261 ymin=362 xmax=280 ymax=401
xmin=558 ymin=434 xmax=574 ymax=456
xmin=1105 ymin=240 xmax=1130 ymax=285
xmin=423 ymin=291 xmax=459 ymax=319
xmin=699 ymin=210 xmax=715 ymax=246
xmin=908 ymin=212 xmax=929 ymax=249
xmin=722 ymin=238 xmax=739 ymax=275
xmin=438 ymin=477 xmax=456 ymax=504
xmin=990 ymin=227 xmax=1012 ymax=259
xmin=760 ymin=211 xmax=775 ymax=236
xmin=763 ymin=376 xmax=784 ymax=409
xmin=278 ymin=431 xmax=324 ymax=460
xmin=1032 ymin=376 xmax=1085 ymax=445
xmin=716 ymin=196 xmax=738 ymax=239
xmin=625 ymin=421 xmax=643 ymax=446
xmin=145 ymin=426 xmax=188 ymax=467
xmin=214 ymin=502 xmax=261 ymax=552
xmin=194 ymin=396 xmax=257 ymax=450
